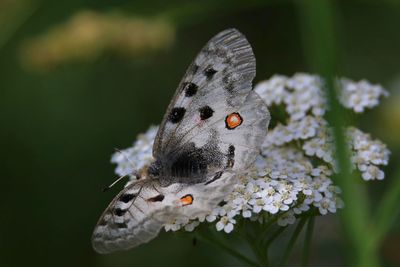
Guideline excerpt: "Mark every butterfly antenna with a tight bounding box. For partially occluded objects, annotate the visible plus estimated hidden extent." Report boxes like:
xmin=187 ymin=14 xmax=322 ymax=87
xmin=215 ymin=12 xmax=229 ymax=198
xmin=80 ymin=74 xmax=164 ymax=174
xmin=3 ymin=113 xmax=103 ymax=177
xmin=102 ymin=169 xmax=141 ymax=192
xmin=102 ymin=148 xmax=139 ymax=192
xmin=102 ymin=174 xmax=128 ymax=192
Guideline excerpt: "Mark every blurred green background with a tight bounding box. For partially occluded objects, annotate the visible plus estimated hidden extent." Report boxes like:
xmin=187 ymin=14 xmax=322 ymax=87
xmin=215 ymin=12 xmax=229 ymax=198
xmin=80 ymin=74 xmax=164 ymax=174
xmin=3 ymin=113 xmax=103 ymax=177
xmin=1 ymin=0 xmax=399 ymax=266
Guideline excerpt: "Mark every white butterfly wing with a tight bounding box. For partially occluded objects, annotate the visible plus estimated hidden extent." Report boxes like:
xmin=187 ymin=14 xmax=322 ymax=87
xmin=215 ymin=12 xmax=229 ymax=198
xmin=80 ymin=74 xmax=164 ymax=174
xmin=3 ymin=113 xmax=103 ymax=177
xmin=153 ymin=28 xmax=269 ymax=182
xmin=92 ymin=181 xmax=176 ymax=253
xmin=92 ymin=173 xmax=239 ymax=253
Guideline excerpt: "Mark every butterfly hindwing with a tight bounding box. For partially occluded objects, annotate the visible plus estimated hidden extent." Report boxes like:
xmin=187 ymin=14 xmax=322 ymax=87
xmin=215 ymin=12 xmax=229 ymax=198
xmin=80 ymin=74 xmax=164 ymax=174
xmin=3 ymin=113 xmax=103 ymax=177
xmin=92 ymin=172 xmax=241 ymax=253
xmin=92 ymin=180 xmax=176 ymax=253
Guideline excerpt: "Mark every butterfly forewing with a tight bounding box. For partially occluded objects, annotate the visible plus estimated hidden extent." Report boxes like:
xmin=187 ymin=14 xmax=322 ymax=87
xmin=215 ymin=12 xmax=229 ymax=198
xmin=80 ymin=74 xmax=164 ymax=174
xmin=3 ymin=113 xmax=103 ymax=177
xmin=152 ymin=29 xmax=266 ymax=183
xmin=153 ymin=29 xmax=255 ymax=155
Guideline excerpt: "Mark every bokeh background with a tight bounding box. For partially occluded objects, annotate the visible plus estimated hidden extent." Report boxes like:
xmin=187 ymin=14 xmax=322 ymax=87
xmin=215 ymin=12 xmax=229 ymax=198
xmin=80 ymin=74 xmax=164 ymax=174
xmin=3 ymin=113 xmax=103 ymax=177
xmin=1 ymin=0 xmax=399 ymax=266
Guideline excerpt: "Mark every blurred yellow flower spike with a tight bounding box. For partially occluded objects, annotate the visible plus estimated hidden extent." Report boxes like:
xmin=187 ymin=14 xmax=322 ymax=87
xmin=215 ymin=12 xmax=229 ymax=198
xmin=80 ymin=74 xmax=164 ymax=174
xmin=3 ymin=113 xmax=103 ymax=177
xmin=19 ymin=10 xmax=175 ymax=71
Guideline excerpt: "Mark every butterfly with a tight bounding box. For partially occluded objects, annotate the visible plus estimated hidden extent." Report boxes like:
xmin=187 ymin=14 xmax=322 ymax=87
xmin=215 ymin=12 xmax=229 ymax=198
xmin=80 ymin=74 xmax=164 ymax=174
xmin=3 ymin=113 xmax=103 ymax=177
xmin=92 ymin=28 xmax=270 ymax=253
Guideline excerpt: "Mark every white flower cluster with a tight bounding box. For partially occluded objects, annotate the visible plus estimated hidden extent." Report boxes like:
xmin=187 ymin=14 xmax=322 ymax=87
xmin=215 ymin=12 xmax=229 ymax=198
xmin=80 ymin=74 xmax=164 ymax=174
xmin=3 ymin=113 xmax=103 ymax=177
xmin=204 ymin=147 xmax=344 ymax=232
xmin=347 ymin=127 xmax=390 ymax=180
xmin=256 ymin=74 xmax=390 ymax=180
xmin=339 ymin=78 xmax=389 ymax=113
xmin=112 ymin=126 xmax=158 ymax=178
xmin=255 ymin=74 xmax=326 ymax=120
xmin=111 ymin=73 xmax=389 ymax=234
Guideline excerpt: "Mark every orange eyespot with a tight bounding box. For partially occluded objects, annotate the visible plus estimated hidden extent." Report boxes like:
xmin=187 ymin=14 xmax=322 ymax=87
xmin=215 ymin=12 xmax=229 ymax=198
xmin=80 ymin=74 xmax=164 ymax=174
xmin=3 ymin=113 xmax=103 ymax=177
xmin=225 ymin=112 xmax=243 ymax=129
xmin=180 ymin=194 xmax=194 ymax=206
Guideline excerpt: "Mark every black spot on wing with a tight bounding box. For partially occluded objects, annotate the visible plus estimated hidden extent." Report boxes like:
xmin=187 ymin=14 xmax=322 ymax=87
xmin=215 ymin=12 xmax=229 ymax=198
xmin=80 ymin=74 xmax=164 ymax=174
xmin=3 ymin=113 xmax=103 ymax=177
xmin=119 ymin=193 xmax=135 ymax=203
xmin=183 ymin=82 xmax=198 ymax=97
xmin=227 ymin=145 xmax=235 ymax=168
xmin=204 ymin=66 xmax=217 ymax=79
xmin=114 ymin=208 xmax=126 ymax=217
xmin=205 ymin=171 xmax=223 ymax=185
xmin=228 ymin=145 xmax=235 ymax=156
xmin=199 ymin=106 xmax=214 ymax=120
xmin=218 ymin=200 xmax=227 ymax=206
xmin=148 ymin=194 xmax=165 ymax=202
xmin=168 ymin=107 xmax=186 ymax=123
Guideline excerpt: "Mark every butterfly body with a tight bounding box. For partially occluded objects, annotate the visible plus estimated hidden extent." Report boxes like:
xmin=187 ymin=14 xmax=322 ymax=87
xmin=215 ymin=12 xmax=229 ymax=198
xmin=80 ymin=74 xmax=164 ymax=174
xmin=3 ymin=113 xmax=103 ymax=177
xmin=92 ymin=28 xmax=270 ymax=253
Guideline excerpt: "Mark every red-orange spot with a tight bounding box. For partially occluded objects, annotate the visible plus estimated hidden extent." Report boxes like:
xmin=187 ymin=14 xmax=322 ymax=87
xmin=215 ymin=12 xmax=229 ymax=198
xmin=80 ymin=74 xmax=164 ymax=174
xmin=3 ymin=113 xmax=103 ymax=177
xmin=180 ymin=194 xmax=194 ymax=206
xmin=225 ymin=112 xmax=243 ymax=129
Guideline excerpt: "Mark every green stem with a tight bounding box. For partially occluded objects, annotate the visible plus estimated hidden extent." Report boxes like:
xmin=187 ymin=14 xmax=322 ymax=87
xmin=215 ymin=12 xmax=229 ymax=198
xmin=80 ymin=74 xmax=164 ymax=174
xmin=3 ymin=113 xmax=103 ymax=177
xmin=297 ymin=1 xmax=377 ymax=266
xmin=196 ymin=230 xmax=258 ymax=267
xmin=371 ymin=168 xmax=400 ymax=245
xmin=247 ymin=234 xmax=268 ymax=267
xmin=264 ymin=226 xmax=287 ymax=248
xmin=261 ymin=209 xmax=318 ymax=259
xmin=301 ymin=218 xmax=315 ymax=267
xmin=258 ymin=212 xmax=291 ymax=244
xmin=278 ymin=218 xmax=307 ymax=267
xmin=239 ymin=222 xmax=268 ymax=267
